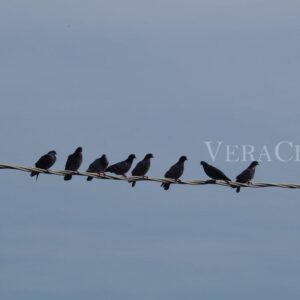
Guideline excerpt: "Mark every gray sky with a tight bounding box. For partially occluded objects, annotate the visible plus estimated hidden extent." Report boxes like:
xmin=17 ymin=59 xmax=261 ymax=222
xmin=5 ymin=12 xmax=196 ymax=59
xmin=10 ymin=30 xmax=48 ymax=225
xmin=1 ymin=1 xmax=300 ymax=299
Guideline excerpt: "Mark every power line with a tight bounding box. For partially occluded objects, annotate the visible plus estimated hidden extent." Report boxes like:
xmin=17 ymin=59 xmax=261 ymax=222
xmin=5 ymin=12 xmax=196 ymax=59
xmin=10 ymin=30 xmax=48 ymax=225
xmin=0 ymin=163 xmax=299 ymax=190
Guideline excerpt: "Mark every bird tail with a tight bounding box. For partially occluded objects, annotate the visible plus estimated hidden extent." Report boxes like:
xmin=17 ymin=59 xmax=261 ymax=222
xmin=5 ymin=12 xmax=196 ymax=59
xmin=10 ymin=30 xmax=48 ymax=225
xmin=131 ymin=181 xmax=136 ymax=187
xmin=236 ymin=187 xmax=240 ymax=193
xmin=64 ymin=174 xmax=72 ymax=181
xmin=87 ymin=176 xmax=93 ymax=181
xmin=161 ymin=182 xmax=170 ymax=190
xmin=30 ymin=171 xmax=39 ymax=180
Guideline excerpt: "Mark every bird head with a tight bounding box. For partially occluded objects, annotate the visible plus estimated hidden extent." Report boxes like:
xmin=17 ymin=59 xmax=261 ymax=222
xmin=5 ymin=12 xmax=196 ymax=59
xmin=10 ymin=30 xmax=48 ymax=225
xmin=250 ymin=161 xmax=259 ymax=168
xmin=144 ymin=153 xmax=154 ymax=160
xmin=75 ymin=147 xmax=82 ymax=153
xmin=48 ymin=150 xmax=57 ymax=155
xmin=200 ymin=161 xmax=208 ymax=167
xmin=179 ymin=156 xmax=188 ymax=163
xmin=127 ymin=154 xmax=136 ymax=161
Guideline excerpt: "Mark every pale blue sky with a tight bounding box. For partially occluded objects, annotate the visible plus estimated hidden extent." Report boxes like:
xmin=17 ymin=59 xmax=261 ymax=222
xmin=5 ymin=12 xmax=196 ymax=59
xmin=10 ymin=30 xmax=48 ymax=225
xmin=1 ymin=1 xmax=300 ymax=299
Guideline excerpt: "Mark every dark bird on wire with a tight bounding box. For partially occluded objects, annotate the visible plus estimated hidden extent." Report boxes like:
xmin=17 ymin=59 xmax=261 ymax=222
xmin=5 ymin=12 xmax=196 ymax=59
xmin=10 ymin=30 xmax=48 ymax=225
xmin=200 ymin=161 xmax=231 ymax=182
xmin=30 ymin=150 xmax=57 ymax=179
xmin=86 ymin=154 xmax=109 ymax=181
xmin=130 ymin=153 xmax=154 ymax=187
xmin=64 ymin=147 xmax=83 ymax=181
xmin=235 ymin=161 xmax=259 ymax=193
xmin=106 ymin=154 xmax=136 ymax=176
xmin=161 ymin=155 xmax=187 ymax=191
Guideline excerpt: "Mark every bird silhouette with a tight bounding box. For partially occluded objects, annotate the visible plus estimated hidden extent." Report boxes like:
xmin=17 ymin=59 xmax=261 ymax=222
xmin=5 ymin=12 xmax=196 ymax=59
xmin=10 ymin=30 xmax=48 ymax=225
xmin=130 ymin=153 xmax=153 ymax=187
xmin=235 ymin=161 xmax=259 ymax=193
xmin=161 ymin=156 xmax=187 ymax=191
xmin=64 ymin=147 xmax=83 ymax=181
xmin=200 ymin=161 xmax=231 ymax=182
xmin=30 ymin=150 xmax=57 ymax=180
xmin=86 ymin=154 xmax=109 ymax=181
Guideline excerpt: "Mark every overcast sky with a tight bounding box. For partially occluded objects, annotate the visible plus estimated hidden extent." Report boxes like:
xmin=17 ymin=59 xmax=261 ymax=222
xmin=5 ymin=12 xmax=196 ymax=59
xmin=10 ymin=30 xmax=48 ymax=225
xmin=1 ymin=1 xmax=300 ymax=299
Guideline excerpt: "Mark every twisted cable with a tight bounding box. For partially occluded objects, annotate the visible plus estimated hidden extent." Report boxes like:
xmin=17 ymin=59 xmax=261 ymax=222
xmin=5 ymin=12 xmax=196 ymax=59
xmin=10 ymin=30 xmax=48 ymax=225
xmin=0 ymin=163 xmax=299 ymax=189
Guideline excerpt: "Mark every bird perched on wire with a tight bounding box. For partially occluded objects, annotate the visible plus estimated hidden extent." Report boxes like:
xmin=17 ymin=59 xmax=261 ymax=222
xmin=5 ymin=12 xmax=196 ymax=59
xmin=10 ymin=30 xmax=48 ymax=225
xmin=161 ymin=156 xmax=187 ymax=191
xmin=86 ymin=154 xmax=109 ymax=181
xmin=130 ymin=153 xmax=154 ymax=187
xmin=200 ymin=161 xmax=231 ymax=183
xmin=235 ymin=161 xmax=259 ymax=193
xmin=30 ymin=150 xmax=57 ymax=180
xmin=64 ymin=147 xmax=83 ymax=181
xmin=106 ymin=154 xmax=136 ymax=176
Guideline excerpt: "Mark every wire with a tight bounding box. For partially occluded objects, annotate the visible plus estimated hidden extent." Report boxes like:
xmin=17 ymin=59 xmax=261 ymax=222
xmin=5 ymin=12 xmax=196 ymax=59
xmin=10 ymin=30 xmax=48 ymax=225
xmin=0 ymin=163 xmax=299 ymax=190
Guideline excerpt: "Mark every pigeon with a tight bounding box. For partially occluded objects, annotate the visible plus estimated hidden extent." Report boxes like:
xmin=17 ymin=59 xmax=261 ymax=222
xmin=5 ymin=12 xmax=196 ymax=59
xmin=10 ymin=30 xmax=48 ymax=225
xmin=64 ymin=147 xmax=83 ymax=181
xmin=130 ymin=153 xmax=154 ymax=187
xmin=86 ymin=154 xmax=109 ymax=181
xmin=161 ymin=156 xmax=187 ymax=191
xmin=30 ymin=150 xmax=57 ymax=179
xmin=106 ymin=154 xmax=136 ymax=176
xmin=200 ymin=161 xmax=231 ymax=182
xmin=235 ymin=161 xmax=259 ymax=193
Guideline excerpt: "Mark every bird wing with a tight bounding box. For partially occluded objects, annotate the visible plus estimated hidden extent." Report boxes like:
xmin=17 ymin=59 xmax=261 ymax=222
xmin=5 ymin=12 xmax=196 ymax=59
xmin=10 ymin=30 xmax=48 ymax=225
xmin=132 ymin=161 xmax=144 ymax=176
xmin=203 ymin=164 xmax=222 ymax=180
xmin=107 ymin=161 xmax=127 ymax=174
xmin=65 ymin=153 xmax=82 ymax=171
xmin=36 ymin=154 xmax=55 ymax=169
xmin=236 ymin=168 xmax=251 ymax=182
xmin=208 ymin=165 xmax=231 ymax=181
xmin=65 ymin=154 xmax=73 ymax=170
xmin=87 ymin=158 xmax=101 ymax=172
xmin=165 ymin=163 xmax=183 ymax=179
xmin=132 ymin=160 xmax=150 ymax=176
